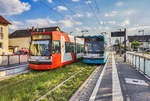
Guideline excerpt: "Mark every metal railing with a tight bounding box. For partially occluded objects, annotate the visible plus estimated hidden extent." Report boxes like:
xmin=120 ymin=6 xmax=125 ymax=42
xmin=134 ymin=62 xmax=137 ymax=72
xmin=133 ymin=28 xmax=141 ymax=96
xmin=126 ymin=52 xmax=150 ymax=77
xmin=0 ymin=55 xmax=28 ymax=67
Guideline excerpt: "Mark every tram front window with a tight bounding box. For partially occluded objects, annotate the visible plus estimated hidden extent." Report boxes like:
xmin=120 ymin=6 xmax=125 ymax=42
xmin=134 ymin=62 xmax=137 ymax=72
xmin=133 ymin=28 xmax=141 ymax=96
xmin=30 ymin=40 xmax=51 ymax=56
xmin=85 ymin=41 xmax=104 ymax=54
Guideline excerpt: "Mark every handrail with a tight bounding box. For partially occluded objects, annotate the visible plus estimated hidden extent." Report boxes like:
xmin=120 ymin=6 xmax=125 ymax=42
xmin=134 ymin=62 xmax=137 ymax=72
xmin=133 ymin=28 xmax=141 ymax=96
xmin=126 ymin=52 xmax=150 ymax=78
xmin=127 ymin=52 xmax=150 ymax=60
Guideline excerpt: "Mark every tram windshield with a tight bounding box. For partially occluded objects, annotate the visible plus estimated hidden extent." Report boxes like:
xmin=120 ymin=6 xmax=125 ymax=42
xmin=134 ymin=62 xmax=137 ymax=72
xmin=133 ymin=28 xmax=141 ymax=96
xmin=85 ymin=38 xmax=104 ymax=54
xmin=30 ymin=40 xmax=51 ymax=56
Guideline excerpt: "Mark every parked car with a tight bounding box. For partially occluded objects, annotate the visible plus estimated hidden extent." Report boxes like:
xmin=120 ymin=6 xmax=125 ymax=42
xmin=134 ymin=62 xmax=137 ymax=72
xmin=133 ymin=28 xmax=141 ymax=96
xmin=145 ymin=49 xmax=150 ymax=52
xmin=15 ymin=49 xmax=29 ymax=55
xmin=133 ymin=49 xmax=138 ymax=52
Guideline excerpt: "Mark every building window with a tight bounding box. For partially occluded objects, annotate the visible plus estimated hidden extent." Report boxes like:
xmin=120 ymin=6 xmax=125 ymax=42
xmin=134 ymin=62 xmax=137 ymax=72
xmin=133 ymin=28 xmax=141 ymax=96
xmin=0 ymin=27 xmax=3 ymax=39
xmin=0 ymin=43 xmax=2 ymax=48
xmin=53 ymin=40 xmax=60 ymax=53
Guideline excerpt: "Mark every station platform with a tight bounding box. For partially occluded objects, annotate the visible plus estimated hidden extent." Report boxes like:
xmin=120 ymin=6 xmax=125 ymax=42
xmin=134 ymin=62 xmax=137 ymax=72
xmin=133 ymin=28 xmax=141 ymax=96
xmin=89 ymin=52 xmax=150 ymax=101
xmin=0 ymin=63 xmax=29 ymax=80
xmin=69 ymin=52 xmax=150 ymax=101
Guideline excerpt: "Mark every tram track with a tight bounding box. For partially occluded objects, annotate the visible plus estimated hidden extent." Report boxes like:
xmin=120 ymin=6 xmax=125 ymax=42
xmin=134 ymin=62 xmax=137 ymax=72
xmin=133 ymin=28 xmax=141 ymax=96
xmin=69 ymin=65 xmax=104 ymax=101
xmin=36 ymin=68 xmax=85 ymax=101
xmin=36 ymin=64 xmax=99 ymax=101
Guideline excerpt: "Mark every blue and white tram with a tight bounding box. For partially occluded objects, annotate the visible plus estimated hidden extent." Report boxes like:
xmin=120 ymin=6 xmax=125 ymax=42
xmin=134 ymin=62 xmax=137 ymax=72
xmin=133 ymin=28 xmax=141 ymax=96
xmin=83 ymin=35 xmax=107 ymax=64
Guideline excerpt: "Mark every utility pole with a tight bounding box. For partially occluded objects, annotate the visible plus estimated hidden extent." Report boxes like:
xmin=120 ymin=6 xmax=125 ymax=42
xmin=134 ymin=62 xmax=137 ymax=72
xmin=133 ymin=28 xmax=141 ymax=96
xmin=124 ymin=28 xmax=127 ymax=62
xmin=118 ymin=29 xmax=122 ymax=55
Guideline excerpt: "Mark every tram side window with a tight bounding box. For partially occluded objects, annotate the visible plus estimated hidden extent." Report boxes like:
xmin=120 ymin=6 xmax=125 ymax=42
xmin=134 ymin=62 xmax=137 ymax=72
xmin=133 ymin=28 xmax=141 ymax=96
xmin=70 ymin=42 xmax=75 ymax=53
xmin=81 ymin=45 xmax=84 ymax=53
xmin=65 ymin=42 xmax=70 ymax=53
xmin=65 ymin=42 xmax=75 ymax=53
xmin=77 ymin=44 xmax=81 ymax=53
xmin=53 ymin=40 xmax=60 ymax=53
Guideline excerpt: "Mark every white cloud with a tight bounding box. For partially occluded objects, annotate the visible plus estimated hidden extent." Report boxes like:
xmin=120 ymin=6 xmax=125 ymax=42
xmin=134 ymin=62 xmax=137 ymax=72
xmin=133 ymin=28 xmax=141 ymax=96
xmin=33 ymin=0 xmax=39 ymax=2
xmin=83 ymin=26 xmax=91 ymax=30
xmin=100 ymin=21 xmax=104 ymax=25
xmin=123 ymin=10 xmax=136 ymax=15
xmin=120 ymin=19 xmax=130 ymax=26
xmin=25 ymin=17 xmax=81 ymax=29
xmin=74 ymin=13 xmax=83 ymax=18
xmin=0 ymin=0 xmax=31 ymax=16
xmin=12 ymin=21 xmax=23 ymax=25
xmin=116 ymin=1 xmax=124 ymax=7
xmin=128 ymin=25 xmax=150 ymax=31
xmin=127 ymin=25 xmax=150 ymax=35
xmin=48 ymin=0 xmax=53 ymax=3
xmin=26 ymin=18 xmax=56 ymax=27
xmin=86 ymin=12 xmax=92 ymax=17
xmin=75 ymin=28 xmax=81 ymax=32
xmin=104 ymin=11 xmax=118 ymax=17
xmin=107 ymin=21 xmax=116 ymax=25
xmin=9 ymin=20 xmax=24 ymax=32
xmin=59 ymin=19 xmax=73 ymax=28
xmin=57 ymin=6 xmax=68 ymax=11
xmin=72 ymin=0 xmax=80 ymax=2
xmin=75 ymin=21 xmax=82 ymax=25
xmin=104 ymin=26 xmax=110 ymax=31
xmin=104 ymin=9 xmax=136 ymax=17
xmin=85 ymin=1 xmax=91 ymax=4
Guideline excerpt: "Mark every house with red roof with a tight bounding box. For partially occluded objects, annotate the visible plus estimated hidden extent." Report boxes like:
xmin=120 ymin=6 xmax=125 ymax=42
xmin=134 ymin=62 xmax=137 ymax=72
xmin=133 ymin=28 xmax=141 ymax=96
xmin=0 ymin=16 xmax=11 ymax=55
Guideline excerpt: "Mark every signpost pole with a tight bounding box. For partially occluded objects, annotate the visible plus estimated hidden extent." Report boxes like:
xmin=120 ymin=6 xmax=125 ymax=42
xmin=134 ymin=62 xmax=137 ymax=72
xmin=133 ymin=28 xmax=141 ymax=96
xmin=124 ymin=28 xmax=127 ymax=62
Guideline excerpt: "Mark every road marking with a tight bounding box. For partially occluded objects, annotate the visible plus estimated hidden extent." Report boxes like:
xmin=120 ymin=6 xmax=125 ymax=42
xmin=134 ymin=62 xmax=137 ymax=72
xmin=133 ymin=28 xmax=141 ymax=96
xmin=89 ymin=56 xmax=109 ymax=101
xmin=112 ymin=53 xmax=124 ymax=101
xmin=125 ymin=78 xmax=148 ymax=86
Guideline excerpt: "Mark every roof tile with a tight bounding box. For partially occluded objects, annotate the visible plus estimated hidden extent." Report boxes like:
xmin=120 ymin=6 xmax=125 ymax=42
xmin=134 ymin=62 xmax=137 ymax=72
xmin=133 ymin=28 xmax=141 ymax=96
xmin=0 ymin=16 xmax=11 ymax=24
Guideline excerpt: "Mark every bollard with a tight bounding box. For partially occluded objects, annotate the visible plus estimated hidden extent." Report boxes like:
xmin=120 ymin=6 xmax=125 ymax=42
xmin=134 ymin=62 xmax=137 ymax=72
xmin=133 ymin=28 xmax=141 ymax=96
xmin=19 ymin=55 xmax=21 ymax=64
xmin=8 ymin=55 xmax=10 ymax=65
xmin=139 ymin=56 xmax=140 ymax=71
xmin=132 ymin=55 xmax=134 ymax=66
xmin=135 ymin=55 xmax=136 ymax=68
xmin=144 ymin=58 xmax=146 ymax=74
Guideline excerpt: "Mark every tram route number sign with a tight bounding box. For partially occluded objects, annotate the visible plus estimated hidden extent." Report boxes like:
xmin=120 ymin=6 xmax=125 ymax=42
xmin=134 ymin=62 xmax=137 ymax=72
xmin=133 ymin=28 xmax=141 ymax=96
xmin=111 ymin=31 xmax=125 ymax=37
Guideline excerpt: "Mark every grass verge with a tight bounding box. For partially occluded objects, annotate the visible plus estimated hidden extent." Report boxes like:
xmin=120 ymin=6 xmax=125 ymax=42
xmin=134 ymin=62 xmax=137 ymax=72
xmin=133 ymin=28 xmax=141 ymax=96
xmin=39 ymin=64 xmax=97 ymax=101
xmin=0 ymin=61 xmax=97 ymax=101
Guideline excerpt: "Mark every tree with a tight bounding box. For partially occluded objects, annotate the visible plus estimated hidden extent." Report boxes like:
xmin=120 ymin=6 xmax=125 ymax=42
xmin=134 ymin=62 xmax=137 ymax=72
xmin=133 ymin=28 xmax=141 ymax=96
xmin=131 ymin=41 xmax=141 ymax=49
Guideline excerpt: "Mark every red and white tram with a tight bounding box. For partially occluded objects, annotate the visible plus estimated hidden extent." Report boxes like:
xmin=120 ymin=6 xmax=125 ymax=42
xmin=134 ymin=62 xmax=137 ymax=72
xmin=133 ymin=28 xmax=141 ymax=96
xmin=29 ymin=28 xmax=84 ymax=70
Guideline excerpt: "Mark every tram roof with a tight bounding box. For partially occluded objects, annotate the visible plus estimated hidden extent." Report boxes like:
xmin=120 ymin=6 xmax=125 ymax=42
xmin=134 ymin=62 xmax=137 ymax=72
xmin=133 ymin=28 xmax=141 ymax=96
xmin=83 ymin=35 xmax=104 ymax=38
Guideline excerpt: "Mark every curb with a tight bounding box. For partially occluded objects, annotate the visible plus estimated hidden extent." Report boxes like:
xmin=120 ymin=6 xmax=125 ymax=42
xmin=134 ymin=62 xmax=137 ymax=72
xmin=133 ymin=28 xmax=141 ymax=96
xmin=69 ymin=65 xmax=102 ymax=101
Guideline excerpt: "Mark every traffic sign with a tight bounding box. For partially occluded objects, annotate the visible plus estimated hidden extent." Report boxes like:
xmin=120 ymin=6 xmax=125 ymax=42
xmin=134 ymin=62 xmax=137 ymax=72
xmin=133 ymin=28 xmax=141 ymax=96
xmin=111 ymin=31 xmax=125 ymax=37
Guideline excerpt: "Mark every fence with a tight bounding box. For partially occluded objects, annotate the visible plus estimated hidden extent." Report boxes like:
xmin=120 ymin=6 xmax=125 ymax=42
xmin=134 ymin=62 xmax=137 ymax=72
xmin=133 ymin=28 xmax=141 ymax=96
xmin=0 ymin=55 xmax=28 ymax=66
xmin=126 ymin=52 xmax=150 ymax=77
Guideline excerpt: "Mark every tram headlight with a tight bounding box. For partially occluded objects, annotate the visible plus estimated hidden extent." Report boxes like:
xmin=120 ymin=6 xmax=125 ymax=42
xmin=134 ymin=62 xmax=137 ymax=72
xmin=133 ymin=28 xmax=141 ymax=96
xmin=100 ymin=54 xmax=103 ymax=56
xmin=46 ymin=56 xmax=50 ymax=59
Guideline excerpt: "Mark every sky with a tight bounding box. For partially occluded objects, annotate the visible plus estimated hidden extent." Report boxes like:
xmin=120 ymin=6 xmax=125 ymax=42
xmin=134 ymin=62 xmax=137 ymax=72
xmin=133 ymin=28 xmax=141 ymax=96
xmin=0 ymin=0 xmax=150 ymax=36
